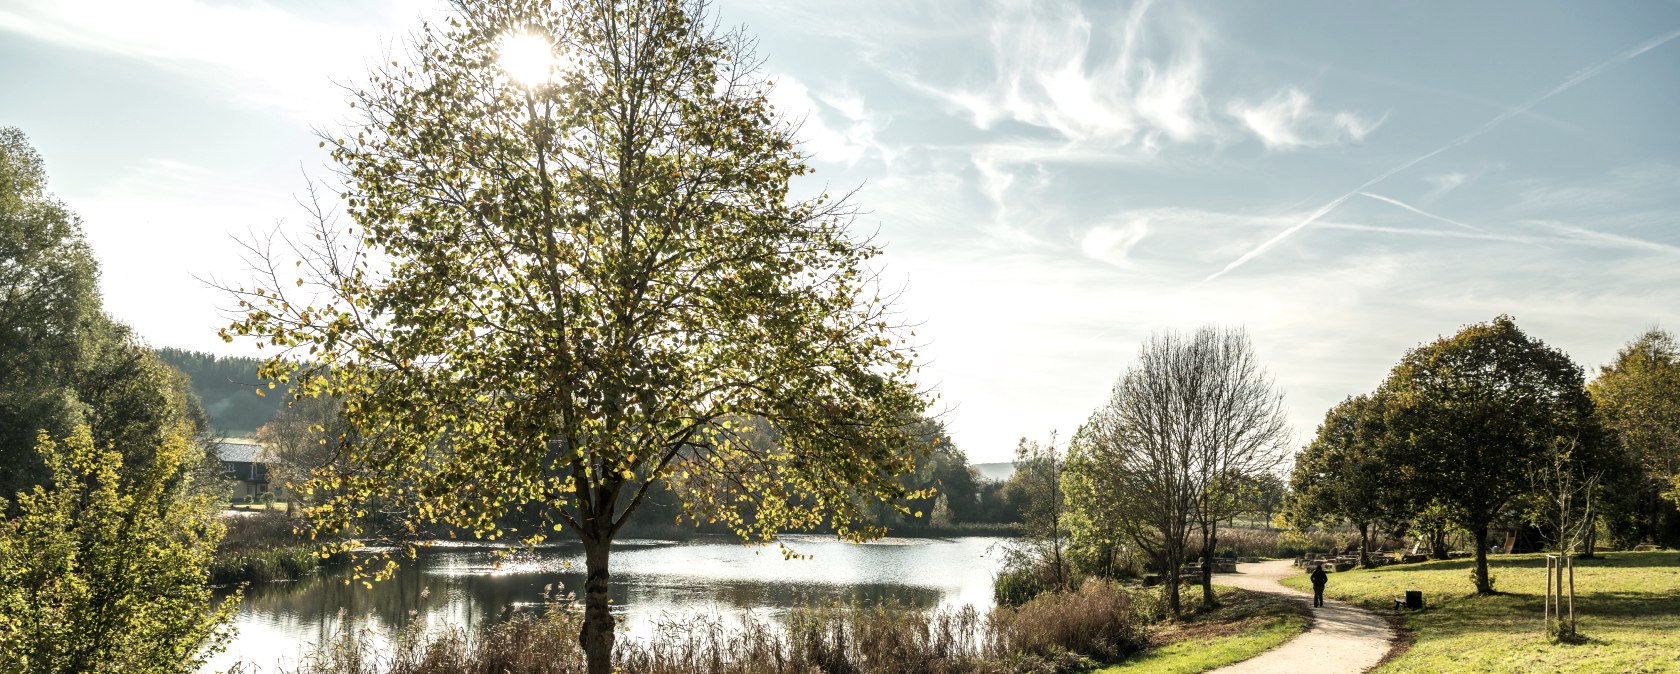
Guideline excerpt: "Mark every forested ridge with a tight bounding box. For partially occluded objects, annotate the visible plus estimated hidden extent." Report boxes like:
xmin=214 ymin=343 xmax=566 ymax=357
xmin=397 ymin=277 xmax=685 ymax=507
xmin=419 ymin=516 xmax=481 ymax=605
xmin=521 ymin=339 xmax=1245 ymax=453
xmin=156 ymin=348 xmax=283 ymax=436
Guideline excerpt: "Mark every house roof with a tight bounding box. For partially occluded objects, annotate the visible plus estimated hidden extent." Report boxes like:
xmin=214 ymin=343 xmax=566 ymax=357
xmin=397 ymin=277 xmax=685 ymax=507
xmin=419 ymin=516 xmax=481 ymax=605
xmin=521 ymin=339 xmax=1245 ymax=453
xmin=215 ymin=440 xmax=267 ymax=464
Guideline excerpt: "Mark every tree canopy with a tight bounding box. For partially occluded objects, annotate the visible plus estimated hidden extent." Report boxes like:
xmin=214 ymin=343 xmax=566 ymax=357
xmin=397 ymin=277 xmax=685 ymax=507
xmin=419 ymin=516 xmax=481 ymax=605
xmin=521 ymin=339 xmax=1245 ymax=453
xmin=1590 ymin=329 xmax=1680 ymax=508
xmin=0 ymin=128 xmax=213 ymax=501
xmin=1378 ymin=315 xmax=1595 ymax=594
xmin=221 ymin=1 xmax=929 ymax=670
xmin=1288 ymin=393 xmax=1399 ymax=567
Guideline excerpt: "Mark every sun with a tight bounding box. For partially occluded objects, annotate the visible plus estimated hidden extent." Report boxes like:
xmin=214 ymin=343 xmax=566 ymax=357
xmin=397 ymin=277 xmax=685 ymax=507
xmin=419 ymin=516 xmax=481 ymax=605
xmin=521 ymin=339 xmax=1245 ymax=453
xmin=497 ymin=32 xmax=556 ymax=86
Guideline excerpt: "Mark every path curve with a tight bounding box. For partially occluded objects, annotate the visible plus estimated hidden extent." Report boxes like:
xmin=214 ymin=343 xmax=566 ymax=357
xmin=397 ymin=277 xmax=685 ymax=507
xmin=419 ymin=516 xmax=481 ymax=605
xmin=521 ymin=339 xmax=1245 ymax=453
xmin=1207 ymin=560 xmax=1395 ymax=674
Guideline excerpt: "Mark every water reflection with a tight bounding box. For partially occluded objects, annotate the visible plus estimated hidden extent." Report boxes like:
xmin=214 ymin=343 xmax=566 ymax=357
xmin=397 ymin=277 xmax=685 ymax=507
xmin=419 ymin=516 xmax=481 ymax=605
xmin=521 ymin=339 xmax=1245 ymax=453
xmin=208 ymin=535 xmax=1007 ymax=673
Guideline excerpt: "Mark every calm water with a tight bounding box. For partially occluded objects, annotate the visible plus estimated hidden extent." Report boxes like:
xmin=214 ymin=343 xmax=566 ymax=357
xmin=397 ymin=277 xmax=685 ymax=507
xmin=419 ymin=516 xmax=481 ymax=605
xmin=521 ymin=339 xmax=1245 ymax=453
xmin=207 ymin=535 xmax=1008 ymax=673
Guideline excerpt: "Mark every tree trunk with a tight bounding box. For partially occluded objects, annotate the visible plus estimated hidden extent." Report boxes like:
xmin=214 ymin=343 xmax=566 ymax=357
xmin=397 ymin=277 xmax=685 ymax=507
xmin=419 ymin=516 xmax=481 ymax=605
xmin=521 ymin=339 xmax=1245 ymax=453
xmin=1165 ymin=563 xmax=1182 ymax=615
xmin=1358 ymin=522 xmax=1372 ymax=568
xmin=1429 ymin=527 xmax=1450 ymax=560
xmin=1579 ymin=505 xmax=1599 ymax=559
xmin=1200 ymin=524 xmax=1217 ymax=608
xmin=580 ymin=538 xmax=616 ymax=674
xmin=1473 ymin=525 xmax=1494 ymax=595
xmin=1162 ymin=548 xmax=1182 ymax=616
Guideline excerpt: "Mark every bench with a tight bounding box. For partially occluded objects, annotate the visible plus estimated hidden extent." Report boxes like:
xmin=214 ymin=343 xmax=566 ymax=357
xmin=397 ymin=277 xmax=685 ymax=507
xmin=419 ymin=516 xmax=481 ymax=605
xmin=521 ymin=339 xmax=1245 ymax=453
xmin=1393 ymin=590 xmax=1423 ymax=611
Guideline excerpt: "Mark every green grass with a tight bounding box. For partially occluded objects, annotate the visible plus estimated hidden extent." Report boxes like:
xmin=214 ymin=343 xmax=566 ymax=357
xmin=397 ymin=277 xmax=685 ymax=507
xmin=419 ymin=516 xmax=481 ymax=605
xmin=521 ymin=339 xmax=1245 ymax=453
xmin=227 ymin=501 xmax=290 ymax=511
xmin=1280 ymin=551 xmax=1680 ymax=673
xmin=1096 ymin=586 xmax=1310 ymax=674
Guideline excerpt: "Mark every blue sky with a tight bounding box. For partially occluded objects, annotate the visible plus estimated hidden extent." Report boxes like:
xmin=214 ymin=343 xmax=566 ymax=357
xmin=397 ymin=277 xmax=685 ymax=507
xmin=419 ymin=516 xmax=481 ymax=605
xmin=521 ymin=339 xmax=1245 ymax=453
xmin=3 ymin=1 xmax=1678 ymax=463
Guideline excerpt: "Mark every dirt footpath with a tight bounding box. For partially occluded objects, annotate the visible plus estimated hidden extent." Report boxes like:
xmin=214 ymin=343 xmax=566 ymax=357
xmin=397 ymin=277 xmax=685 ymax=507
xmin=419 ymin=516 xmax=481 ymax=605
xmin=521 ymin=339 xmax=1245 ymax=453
xmin=1208 ymin=559 xmax=1396 ymax=674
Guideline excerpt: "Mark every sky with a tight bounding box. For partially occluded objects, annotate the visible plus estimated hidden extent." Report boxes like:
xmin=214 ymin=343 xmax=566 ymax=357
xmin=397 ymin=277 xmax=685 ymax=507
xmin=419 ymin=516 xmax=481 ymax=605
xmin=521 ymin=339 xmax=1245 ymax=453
xmin=3 ymin=0 xmax=1679 ymax=464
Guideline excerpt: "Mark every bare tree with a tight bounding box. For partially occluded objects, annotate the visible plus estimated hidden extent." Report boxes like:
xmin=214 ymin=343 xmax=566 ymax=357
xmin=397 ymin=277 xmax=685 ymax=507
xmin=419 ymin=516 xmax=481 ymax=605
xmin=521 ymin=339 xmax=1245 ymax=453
xmin=1190 ymin=327 xmax=1290 ymax=607
xmin=1070 ymin=326 xmax=1288 ymax=615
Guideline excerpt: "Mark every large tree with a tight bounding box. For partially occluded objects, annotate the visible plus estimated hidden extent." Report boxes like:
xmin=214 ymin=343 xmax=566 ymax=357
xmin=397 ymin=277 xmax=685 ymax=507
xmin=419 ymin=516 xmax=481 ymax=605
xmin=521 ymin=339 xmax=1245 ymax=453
xmin=1 ymin=128 xmax=214 ymax=501
xmin=1186 ymin=326 xmax=1289 ymax=607
xmin=1379 ymin=315 xmax=1594 ymax=594
xmin=222 ymin=1 xmax=928 ymax=670
xmin=1589 ymin=330 xmax=1680 ymax=516
xmin=1289 ymin=394 xmax=1402 ymax=568
xmin=0 ymin=126 xmax=100 ymax=496
xmin=1068 ymin=327 xmax=1286 ymax=614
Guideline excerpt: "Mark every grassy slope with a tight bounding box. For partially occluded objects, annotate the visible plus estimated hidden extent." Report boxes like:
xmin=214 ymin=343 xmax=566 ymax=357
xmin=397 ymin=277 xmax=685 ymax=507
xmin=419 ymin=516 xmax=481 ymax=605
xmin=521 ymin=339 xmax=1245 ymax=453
xmin=1280 ymin=551 xmax=1680 ymax=673
xmin=1097 ymin=586 xmax=1311 ymax=674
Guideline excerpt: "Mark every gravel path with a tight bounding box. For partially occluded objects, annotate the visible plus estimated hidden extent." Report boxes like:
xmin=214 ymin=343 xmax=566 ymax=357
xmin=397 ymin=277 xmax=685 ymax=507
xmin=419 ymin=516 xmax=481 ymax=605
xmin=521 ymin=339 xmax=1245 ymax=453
xmin=1207 ymin=560 xmax=1396 ymax=674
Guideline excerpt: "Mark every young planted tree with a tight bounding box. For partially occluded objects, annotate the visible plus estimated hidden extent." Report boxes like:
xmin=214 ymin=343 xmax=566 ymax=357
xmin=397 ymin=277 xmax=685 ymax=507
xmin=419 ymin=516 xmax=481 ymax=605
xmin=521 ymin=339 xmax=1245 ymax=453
xmin=221 ymin=1 xmax=928 ymax=671
xmin=1289 ymin=394 xmax=1402 ymax=568
xmin=1379 ymin=315 xmax=1594 ymax=594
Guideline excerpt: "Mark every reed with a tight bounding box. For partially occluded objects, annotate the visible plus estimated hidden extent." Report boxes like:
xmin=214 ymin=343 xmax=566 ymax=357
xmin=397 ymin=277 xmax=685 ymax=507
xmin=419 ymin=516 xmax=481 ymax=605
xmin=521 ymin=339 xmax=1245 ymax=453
xmin=284 ymin=580 xmax=1144 ymax=674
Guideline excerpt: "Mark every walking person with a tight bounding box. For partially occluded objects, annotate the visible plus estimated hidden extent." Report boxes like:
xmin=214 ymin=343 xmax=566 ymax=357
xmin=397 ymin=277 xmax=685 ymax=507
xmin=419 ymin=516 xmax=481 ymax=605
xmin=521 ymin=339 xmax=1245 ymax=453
xmin=1310 ymin=564 xmax=1329 ymax=608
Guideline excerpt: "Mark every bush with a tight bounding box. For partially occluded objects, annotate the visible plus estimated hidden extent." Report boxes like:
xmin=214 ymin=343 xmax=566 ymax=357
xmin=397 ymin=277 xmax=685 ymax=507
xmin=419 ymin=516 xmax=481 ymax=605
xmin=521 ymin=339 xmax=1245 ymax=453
xmin=0 ymin=426 xmax=237 ymax=673
xmin=995 ymin=566 xmax=1058 ymax=608
xmin=992 ymin=579 xmax=1146 ymax=665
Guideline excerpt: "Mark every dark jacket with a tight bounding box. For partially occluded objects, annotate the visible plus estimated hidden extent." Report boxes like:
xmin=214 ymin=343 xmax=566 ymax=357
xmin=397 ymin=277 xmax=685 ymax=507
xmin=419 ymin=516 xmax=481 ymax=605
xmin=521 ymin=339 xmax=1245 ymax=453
xmin=1310 ymin=567 xmax=1329 ymax=587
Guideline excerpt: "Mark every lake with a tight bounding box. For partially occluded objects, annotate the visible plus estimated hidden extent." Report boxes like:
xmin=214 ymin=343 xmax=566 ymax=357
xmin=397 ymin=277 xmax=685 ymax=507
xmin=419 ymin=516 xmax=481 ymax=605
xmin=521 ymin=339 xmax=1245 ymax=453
xmin=207 ymin=534 xmax=1010 ymax=672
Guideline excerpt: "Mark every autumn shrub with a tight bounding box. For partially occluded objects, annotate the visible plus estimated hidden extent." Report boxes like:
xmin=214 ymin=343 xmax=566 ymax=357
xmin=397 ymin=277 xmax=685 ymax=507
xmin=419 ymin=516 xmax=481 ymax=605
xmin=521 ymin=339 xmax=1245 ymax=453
xmin=990 ymin=579 xmax=1145 ymax=665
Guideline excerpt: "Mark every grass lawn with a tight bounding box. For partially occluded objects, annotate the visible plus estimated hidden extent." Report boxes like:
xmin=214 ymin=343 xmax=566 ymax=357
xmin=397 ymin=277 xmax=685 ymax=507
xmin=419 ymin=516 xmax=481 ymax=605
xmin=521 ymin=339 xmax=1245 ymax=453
xmin=227 ymin=501 xmax=290 ymax=512
xmin=1281 ymin=551 xmax=1680 ymax=673
xmin=1097 ymin=586 xmax=1311 ymax=674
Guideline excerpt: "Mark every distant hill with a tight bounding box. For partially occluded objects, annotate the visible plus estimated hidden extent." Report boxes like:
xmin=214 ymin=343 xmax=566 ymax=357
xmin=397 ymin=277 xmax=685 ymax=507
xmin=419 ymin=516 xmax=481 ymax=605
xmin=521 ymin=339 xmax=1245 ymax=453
xmin=156 ymin=348 xmax=284 ymax=436
xmin=972 ymin=461 xmax=1015 ymax=483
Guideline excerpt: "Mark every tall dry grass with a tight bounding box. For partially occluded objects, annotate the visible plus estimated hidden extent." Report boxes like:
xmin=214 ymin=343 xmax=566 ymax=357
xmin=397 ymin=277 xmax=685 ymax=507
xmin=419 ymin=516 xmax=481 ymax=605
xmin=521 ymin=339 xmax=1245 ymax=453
xmin=284 ymin=580 xmax=1144 ymax=674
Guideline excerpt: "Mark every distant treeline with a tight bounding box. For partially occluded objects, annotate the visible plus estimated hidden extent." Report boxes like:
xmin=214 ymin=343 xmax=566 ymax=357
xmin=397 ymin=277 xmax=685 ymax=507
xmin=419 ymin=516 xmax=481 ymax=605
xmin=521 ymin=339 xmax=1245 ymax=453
xmin=156 ymin=348 xmax=284 ymax=436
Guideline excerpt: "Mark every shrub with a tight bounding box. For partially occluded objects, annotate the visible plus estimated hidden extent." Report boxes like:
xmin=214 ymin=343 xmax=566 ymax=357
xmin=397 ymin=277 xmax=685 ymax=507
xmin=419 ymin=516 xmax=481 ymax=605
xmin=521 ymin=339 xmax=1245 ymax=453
xmin=0 ymin=426 xmax=237 ymax=673
xmin=994 ymin=566 xmax=1057 ymax=608
xmin=991 ymin=578 xmax=1146 ymax=665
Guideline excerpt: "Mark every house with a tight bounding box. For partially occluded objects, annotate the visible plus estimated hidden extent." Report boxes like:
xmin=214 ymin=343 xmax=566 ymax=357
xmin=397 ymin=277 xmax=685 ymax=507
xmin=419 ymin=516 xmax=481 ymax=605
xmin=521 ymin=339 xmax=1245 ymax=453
xmin=216 ymin=439 xmax=273 ymax=501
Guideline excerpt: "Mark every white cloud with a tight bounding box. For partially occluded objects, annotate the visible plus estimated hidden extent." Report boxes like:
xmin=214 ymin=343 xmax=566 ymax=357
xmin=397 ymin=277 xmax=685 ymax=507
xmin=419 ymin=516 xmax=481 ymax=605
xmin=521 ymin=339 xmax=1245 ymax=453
xmin=768 ymin=74 xmax=885 ymax=166
xmin=1080 ymin=218 xmax=1151 ymax=267
xmin=1228 ymin=88 xmax=1383 ymax=150
xmin=895 ymin=0 xmax=1215 ymax=149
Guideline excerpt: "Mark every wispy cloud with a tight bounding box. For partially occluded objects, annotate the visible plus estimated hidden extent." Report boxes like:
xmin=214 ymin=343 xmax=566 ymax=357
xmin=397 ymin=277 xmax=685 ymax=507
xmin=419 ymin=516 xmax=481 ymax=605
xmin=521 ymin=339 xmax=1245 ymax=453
xmin=769 ymin=74 xmax=887 ymax=166
xmin=1205 ymin=26 xmax=1680 ymax=282
xmin=1228 ymin=88 xmax=1385 ymax=150
xmin=886 ymin=0 xmax=1218 ymax=150
xmin=1080 ymin=218 xmax=1151 ymax=267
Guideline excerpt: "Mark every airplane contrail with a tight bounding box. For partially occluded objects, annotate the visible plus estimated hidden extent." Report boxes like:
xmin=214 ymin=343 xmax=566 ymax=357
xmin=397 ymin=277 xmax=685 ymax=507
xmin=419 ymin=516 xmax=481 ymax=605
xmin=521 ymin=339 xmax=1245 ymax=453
xmin=1204 ymin=26 xmax=1680 ymax=282
xmin=1357 ymin=192 xmax=1485 ymax=232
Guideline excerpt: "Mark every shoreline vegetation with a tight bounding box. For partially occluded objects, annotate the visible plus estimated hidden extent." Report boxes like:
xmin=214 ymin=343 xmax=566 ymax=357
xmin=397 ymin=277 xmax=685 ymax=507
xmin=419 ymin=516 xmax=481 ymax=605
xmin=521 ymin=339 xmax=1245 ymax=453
xmin=270 ymin=581 xmax=1306 ymax=674
xmin=276 ymin=581 xmax=1319 ymax=674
